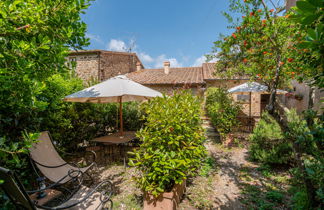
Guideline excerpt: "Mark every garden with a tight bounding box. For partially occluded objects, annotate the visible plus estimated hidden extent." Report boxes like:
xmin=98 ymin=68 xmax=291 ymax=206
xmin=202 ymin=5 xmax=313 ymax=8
xmin=0 ymin=0 xmax=323 ymax=209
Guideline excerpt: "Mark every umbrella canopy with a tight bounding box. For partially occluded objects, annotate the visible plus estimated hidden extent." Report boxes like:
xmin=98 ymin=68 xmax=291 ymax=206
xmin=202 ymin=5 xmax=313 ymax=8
xmin=64 ymin=75 xmax=162 ymax=103
xmin=64 ymin=75 xmax=162 ymax=136
xmin=228 ymin=82 xmax=286 ymax=94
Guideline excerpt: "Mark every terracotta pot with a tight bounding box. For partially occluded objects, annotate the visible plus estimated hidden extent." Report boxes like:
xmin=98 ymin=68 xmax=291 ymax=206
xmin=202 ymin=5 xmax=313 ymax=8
xmin=144 ymin=180 xmax=186 ymax=210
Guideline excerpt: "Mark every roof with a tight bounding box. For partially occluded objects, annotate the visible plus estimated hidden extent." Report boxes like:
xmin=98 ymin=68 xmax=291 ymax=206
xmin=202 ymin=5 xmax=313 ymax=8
xmin=202 ymin=63 xmax=218 ymax=80
xmin=202 ymin=63 xmax=249 ymax=80
xmin=68 ymin=49 xmax=144 ymax=69
xmin=127 ymin=67 xmax=204 ymax=85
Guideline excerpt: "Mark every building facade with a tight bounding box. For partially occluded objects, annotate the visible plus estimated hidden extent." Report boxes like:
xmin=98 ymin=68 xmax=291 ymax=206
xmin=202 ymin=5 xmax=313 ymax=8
xmin=68 ymin=50 xmax=144 ymax=82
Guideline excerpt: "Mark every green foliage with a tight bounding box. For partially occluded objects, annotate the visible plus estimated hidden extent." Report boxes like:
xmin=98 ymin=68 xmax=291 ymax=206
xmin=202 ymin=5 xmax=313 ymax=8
xmin=199 ymin=156 xmax=217 ymax=177
xmin=285 ymin=109 xmax=324 ymax=207
xmin=129 ymin=91 xmax=206 ymax=197
xmin=265 ymin=190 xmax=284 ymax=203
xmin=292 ymin=0 xmax=324 ymax=87
xmin=249 ymin=112 xmax=293 ymax=165
xmin=205 ymin=87 xmax=240 ymax=137
xmin=0 ymin=0 xmax=91 ymax=164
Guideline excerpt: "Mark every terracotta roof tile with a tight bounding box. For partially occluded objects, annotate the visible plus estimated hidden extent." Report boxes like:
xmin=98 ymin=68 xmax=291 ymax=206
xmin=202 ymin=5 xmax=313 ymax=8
xmin=202 ymin=63 xmax=249 ymax=80
xmin=127 ymin=67 xmax=204 ymax=85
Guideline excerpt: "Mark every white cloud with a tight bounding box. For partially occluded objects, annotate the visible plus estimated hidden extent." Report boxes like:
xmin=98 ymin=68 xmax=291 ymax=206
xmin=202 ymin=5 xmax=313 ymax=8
xmin=153 ymin=54 xmax=182 ymax=68
xmin=138 ymin=52 xmax=154 ymax=63
xmin=192 ymin=55 xmax=218 ymax=67
xmin=105 ymin=38 xmax=183 ymax=68
xmin=107 ymin=39 xmax=127 ymax=52
xmin=86 ymin=33 xmax=104 ymax=45
xmin=192 ymin=55 xmax=207 ymax=67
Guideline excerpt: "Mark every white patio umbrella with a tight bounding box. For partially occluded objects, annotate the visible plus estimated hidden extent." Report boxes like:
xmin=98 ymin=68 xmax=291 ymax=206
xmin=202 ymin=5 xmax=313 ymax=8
xmin=228 ymin=82 xmax=286 ymax=129
xmin=64 ymin=75 xmax=162 ymax=136
xmin=228 ymin=82 xmax=286 ymax=94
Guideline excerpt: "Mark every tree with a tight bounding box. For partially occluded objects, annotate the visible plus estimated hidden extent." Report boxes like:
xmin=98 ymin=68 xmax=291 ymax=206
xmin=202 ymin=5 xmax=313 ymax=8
xmin=0 ymin=0 xmax=91 ymax=168
xmin=208 ymin=0 xmax=312 ymax=114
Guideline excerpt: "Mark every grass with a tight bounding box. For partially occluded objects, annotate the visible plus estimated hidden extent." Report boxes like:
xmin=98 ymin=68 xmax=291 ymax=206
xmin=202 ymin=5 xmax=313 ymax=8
xmin=179 ymin=154 xmax=219 ymax=209
xmin=238 ymin=164 xmax=291 ymax=209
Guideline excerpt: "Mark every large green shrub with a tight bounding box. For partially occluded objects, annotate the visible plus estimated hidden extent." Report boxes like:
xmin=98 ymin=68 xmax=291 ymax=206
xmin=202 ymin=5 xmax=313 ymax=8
xmin=249 ymin=112 xmax=293 ymax=165
xmin=285 ymin=109 xmax=324 ymax=208
xmin=129 ymin=91 xmax=206 ymax=196
xmin=205 ymin=87 xmax=240 ymax=136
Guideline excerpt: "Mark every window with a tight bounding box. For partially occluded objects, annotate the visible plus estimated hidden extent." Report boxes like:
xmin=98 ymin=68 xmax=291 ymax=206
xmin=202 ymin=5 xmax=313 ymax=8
xmin=68 ymin=57 xmax=77 ymax=70
xmin=237 ymin=94 xmax=250 ymax=102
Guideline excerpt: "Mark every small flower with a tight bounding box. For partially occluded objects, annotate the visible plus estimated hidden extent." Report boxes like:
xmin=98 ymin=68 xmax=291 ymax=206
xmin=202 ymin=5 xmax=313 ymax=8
xmin=232 ymin=33 xmax=237 ymax=38
xmin=280 ymin=61 xmax=285 ymax=65
xmin=262 ymin=19 xmax=266 ymax=23
xmin=257 ymin=9 xmax=262 ymax=13
xmin=269 ymin=9 xmax=274 ymax=13
xmin=287 ymin=58 xmax=293 ymax=62
xmin=243 ymin=58 xmax=248 ymax=63
xmin=244 ymin=40 xmax=247 ymax=46
xmin=250 ymin=12 xmax=254 ymax=16
xmin=236 ymin=26 xmax=241 ymax=31
xmin=291 ymin=72 xmax=295 ymax=75
xmin=263 ymin=51 xmax=267 ymax=54
xmin=285 ymin=14 xmax=290 ymax=18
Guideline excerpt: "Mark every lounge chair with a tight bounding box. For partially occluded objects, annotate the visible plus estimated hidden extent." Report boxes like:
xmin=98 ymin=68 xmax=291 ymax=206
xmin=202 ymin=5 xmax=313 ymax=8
xmin=29 ymin=131 xmax=96 ymax=184
xmin=0 ymin=167 xmax=113 ymax=209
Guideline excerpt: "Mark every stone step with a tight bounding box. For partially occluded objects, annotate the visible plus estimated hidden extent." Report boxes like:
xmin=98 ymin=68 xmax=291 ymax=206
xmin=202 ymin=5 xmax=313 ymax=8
xmin=204 ymin=127 xmax=215 ymax=132
xmin=205 ymin=132 xmax=220 ymax=137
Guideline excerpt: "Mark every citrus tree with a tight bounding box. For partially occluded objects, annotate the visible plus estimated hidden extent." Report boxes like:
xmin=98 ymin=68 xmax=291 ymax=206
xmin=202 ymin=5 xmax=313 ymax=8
xmin=209 ymin=0 xmax=312 ymax=114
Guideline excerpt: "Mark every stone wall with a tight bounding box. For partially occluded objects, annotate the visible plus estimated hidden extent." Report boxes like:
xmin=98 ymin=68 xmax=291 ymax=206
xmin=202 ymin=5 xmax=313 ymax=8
xmin=99 ymin=52 xmax=138 ymax=81
xmin=68 ymin=53 xmax=99 ymax=81
xmin=283 ymin=80 xmax=323 ymax=114
xmin=68 ymin=51 xmax=141 ymax=82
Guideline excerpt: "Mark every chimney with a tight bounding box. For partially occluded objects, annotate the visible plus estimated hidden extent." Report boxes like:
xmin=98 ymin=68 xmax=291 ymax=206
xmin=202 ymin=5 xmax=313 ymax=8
xmin=136 ymin=62 xmax=142 ymax=71
xmin=163 ymin=61 xmax=170 ymax=74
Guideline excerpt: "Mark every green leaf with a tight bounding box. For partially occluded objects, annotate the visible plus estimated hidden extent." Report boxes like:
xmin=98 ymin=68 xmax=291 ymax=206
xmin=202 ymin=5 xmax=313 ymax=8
xmin=301 ymin=14 xmax=318 ymax=25
xmin=296 ymin=1 xmax=316 ymax=13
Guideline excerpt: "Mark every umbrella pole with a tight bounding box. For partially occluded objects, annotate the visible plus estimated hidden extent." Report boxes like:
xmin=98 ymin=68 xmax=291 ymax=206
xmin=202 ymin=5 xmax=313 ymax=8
xmin=119 ymin=96 xmax=124 ymax=136
xmin=249 ymin=92 xmax=252 ymax=132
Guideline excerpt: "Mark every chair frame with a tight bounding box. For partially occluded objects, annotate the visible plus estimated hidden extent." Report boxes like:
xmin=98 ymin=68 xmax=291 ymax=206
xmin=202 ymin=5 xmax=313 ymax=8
xmin=29 ymin=131 xmax=97 ymax=185
xmin=0 ymin=167 xmax=113 ymax=210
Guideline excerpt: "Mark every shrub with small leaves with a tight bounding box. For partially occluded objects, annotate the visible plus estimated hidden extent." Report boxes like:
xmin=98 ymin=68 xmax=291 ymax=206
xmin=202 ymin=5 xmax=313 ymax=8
xmin=129 ymin=91 xmax=206 ymax=197
xmin=205 ymin=87 xmax=240 ymax=137
xmin=249 ymin=112 xmax=293 ymax=165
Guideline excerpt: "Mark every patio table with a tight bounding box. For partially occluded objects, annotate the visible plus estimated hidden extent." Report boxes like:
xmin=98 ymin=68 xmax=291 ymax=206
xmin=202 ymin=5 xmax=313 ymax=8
xmin=91 ymin=131 xmax=136 ymax=145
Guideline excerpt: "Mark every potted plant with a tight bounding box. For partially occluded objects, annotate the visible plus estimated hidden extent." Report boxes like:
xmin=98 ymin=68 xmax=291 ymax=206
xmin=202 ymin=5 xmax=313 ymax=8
xmin=129 ymin=91 xmax=206 ymax=210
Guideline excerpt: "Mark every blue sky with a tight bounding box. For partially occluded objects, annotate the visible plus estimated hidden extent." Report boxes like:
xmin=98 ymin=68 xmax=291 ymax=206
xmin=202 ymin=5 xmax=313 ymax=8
xmin=82 ymin=0 xmax=232 ymax=68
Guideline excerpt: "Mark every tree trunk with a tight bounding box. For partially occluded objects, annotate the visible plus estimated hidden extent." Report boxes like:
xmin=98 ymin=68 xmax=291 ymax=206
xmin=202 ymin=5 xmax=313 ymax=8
xmin=266 ymin=56 xmax=281 ymax=115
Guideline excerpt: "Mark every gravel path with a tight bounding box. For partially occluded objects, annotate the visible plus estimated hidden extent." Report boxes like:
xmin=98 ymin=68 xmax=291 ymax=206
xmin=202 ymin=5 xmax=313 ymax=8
xmin=206 ymin=142 xmax=252 ymax=209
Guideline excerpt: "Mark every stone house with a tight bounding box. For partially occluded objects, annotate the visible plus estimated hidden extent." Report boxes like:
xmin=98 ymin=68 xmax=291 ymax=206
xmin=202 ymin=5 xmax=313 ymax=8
xmin=69 ymin=50 xmax=322 ymax=117
xmin=67 ymin=50 xmax=144 ymax=82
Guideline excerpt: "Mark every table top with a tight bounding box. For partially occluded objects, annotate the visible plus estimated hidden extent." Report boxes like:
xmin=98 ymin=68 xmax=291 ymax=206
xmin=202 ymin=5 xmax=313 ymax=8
xmin=91 ymin=131 xmax=137 ymax=144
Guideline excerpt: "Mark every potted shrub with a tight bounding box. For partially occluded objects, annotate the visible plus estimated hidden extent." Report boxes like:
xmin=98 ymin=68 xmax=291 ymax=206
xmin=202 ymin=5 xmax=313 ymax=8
xmin=129 ymin=91 xmax=206 ymax=210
